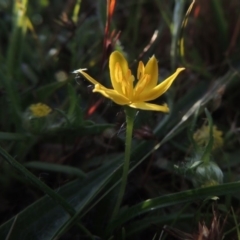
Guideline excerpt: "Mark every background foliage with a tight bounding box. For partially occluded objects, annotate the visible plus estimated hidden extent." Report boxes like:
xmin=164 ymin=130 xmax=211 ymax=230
xmin=1 ymin=0 xmax=240 ymax=239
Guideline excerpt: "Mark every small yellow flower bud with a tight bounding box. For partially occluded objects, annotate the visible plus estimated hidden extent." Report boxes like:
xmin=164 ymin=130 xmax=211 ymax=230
xmin=193 ymin=125 xmax=223 ymax=150
xmin=29 ymin=103 xmax=52 ymax=118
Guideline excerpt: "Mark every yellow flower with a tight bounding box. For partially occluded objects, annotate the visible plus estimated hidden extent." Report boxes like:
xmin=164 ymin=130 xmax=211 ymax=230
xmin=29 ymin=103 xmax=52 ymax=117
xmin=193 ymin=125 xmax=223 ymax=150
xmin=74 ymin=51 xmax=184 ymax=112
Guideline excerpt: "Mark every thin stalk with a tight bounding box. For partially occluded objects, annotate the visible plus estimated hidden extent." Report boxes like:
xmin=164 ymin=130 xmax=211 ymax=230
xmin=202 ymin=108 xmax=213 ymax=164
xmin=72 ymin=0 xmax=82 ymax=24
xmin=111 ymin=107 xmax=136 ymax=219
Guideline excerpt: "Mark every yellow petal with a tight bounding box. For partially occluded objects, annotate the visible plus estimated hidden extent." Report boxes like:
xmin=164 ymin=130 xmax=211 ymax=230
xmin=137 ymin=61 xmax=145 ymax=80
xmin=94 ymin=84 xmax=130 ymax=105
xmin=129 ymin=102 xmax=169 ymax=112
xmin=143 ymin=55 xmax=158 ymax=89
xmin=109 ymin=51 xmax=130 ymax=93
xmin=76 ymin=69 xmax=104 ymax=87
xmin=134 ymin=56 xmax=158 ymax=97
xmin=139 ymin=68 xmax=185 ymax=102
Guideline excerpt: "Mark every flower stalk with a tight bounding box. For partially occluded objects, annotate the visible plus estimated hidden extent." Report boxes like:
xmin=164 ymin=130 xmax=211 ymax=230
xmin=112 ymin=106 xmax=136 ymax=219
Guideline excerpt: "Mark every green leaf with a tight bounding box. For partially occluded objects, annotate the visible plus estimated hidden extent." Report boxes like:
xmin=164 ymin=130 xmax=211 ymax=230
xmin=67 ymin=83 xmax=78 ymax=115
xmin=211 ymin=0 xmax=228 ymax=48
xmin=35 ymin=81 xmax=68 ymax=101
xmin=107 ymin=181 xmax=240 ymax=234
xmin=0 ymin=157 xmax=123 ymax=239
xmin=0 ymin=132 xmax=27 ymax=141
xmin=46 ymin=123 xmax=113 ymax=136
xmin=171 ymin=0 xmax=186 ymax=70
xmin=125 ymin=214 xmax=193 ymax=237
xmin=0 ymin=145 xmax=75 ymax=216
xmin=67 ymin=83 xmax=84 ymax=126
xmin=25 ymin=161 xmax=86 ymax=178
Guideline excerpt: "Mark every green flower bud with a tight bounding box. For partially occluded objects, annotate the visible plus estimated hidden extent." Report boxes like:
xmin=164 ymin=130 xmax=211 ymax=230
xmin=192 ymin=161 xmax=223 ymax=188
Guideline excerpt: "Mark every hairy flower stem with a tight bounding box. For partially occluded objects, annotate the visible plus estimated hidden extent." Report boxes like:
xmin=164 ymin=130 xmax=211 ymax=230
xmin=112 ymin=106 xmax=136 ymax=219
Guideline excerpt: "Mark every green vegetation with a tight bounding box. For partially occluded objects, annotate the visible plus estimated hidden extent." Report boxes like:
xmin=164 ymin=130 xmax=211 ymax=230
xmin=1 ymin=0 xmax=240 ymax=239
